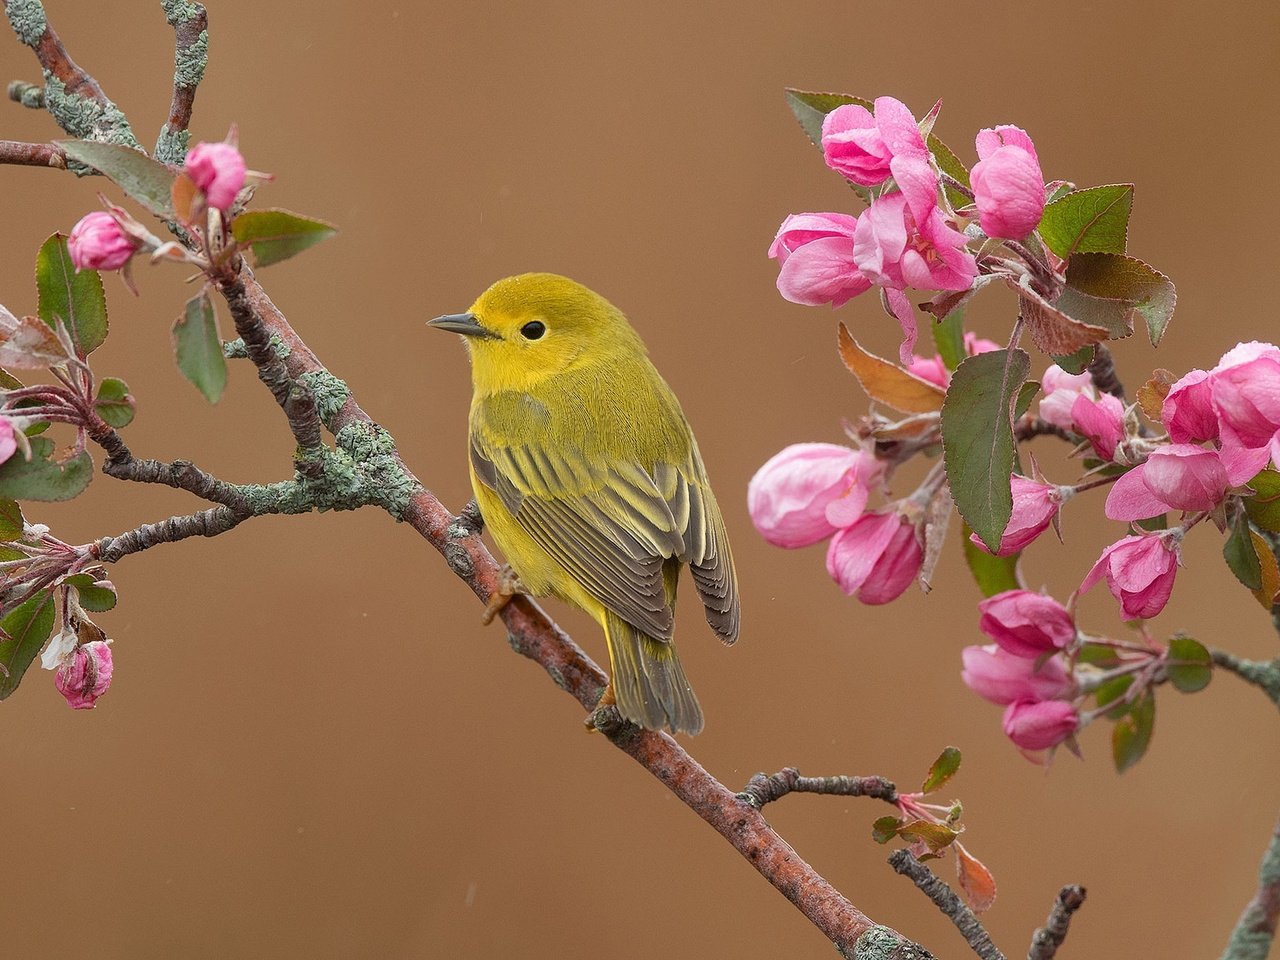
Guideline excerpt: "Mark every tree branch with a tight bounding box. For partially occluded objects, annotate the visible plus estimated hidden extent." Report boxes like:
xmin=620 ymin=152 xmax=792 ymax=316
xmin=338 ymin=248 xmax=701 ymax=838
xmin=94 ymin=505 xmax=248 ymax=562
xmin=155 ymin=0 xmax=207 ymax=164
xmin=0 ymin=137 xmax=64 ymax=167
xmin=1210 ymin=649 xmax=1280 ymax=710
xmin=888 ymin=850 xmax=1005 ymax=960
xmin=1027 ymin=885 xmax=1087 ymax=960
xmin=738 ymin=767 xmax=898 ymax=809
xmin=1220 ymin=817 xmax=1280 ymax=960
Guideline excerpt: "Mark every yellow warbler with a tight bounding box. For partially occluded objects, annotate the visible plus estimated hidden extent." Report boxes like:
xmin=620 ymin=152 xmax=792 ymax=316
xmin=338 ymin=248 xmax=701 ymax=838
xmin=429 ymin=274 xmax=739 ymax=734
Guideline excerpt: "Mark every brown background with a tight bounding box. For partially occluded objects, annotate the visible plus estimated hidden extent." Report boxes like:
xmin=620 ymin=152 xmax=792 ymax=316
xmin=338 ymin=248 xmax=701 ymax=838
xmin=3 ymin=1 xmax=1278 ymax=957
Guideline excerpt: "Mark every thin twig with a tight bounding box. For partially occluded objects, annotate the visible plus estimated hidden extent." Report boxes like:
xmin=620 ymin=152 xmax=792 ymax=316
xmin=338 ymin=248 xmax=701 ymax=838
xmin=1210 ymin=649 xmax=1280 ymax=710
xmin=0 ymin=137 xmax=64 ymax=167
xmin=888 ymin=850 xmax=1006 ymax=960
xmin=94 ymin=506 xmax=248 ymax=563
xmin=156 ymin=0 xmax=207 ymax=164
xmin=1087 ymin=344 xmax=1126 ymax=401
xmin=1027 ymin=885 xmax=1087 ymax=960
xmin=1219 ymin=817 xmax=1280 ymax=960
xmin=738 ymin=767 xmax=898 ymax=809
xmin=1014 ymin=417 xmax=1073 ymax=444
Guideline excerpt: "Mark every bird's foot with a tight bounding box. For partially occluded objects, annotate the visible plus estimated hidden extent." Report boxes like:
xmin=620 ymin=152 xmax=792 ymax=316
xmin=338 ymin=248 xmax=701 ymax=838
xmin=480 ymin=564 xmax=525 ymax=625
xmin=583 ymin=682 xmax=617 ymax=734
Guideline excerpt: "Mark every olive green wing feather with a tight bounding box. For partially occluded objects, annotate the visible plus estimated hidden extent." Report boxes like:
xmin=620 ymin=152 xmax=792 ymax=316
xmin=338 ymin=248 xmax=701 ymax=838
xmin=470 ymin=432 xmax=739 ymax=644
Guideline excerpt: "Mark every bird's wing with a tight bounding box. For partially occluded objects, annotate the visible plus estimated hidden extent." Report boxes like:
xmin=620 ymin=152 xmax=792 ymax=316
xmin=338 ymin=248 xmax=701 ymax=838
xmin=471 ymin=428 xmax=738 ymax=643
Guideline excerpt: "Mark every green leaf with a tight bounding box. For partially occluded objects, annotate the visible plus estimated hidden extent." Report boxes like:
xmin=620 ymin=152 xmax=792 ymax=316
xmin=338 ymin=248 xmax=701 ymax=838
xmin=1014 ymin=380 xmax=1040 ymax=420
xmin=871 ymin=815 xmax=902 ymax=844
xmin=1111 ymin=689 xmax=1155 ymax=773
xmin=0 ymin=590 xmax=56 ymax=700
xmin=961 ymin=522 xmax=1022 ymax=596
xmin=1037 ymin=184 xmax=1133 ymax=259
xmin=35 ymin=233 xmax=108 ymax=354
xmin=1064 ymin=252 xmax=1176 ymax=347
xmin=63 ymin=573 xmax=117 ymax=612
xmin=1224 ymin=509 xmax=1263 ymax=591
xmin=1245 ymin=470 xmax=1280 ymax=532
xmin=931 ymin=308 xmax=966 ymax=372
xmin=1166 ymin=635 xmax=1211 ymax=693
xmin=942 ymin=349 xmax=1031 ymax=551
xmin=927 ymin=132 xmax=971 ymax=208
xmin=1094 ymin=675 xmax=1135 ymax=719
xmin=230 ymin=208 xmax=338 ymax=268
xmin=0 ymin=368 xmax=22 ymax=390
xmin=898 ymin=820 xmax=960 ymax=853
xmin=783 ymin=89 xmax=874 ymax=203
xmin=1076 ymin=642 xmax=1122 ymax=667
xmin=1052 ymin=345 xmax=1095 ymax=375
xmin=57 ymin=140 xmax=177 ymax=219
xmin=0 ymin=499 xmax=22 ymax=541
xmin=94 ymin=377 xmax=135 ymax=428
xmin=921 ymin=746 xmax=962 ymax=793
xmin=0 ymin=436 xmax=93 ymax=501
xmin=172 ymin=292 xmax=226 ymax=403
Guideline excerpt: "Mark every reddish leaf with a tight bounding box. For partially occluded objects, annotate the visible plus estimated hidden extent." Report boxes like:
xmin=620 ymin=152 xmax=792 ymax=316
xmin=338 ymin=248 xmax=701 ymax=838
xmin=955 ymin=843 xmax=997 ymax=913
xmin=837 ymin=323 xmax=945 ymax=414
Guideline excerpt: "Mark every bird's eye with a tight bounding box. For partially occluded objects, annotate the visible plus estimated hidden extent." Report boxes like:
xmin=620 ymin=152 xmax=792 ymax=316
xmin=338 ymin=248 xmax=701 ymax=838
xmin=520 ymin=320 xmax=546 ymax=340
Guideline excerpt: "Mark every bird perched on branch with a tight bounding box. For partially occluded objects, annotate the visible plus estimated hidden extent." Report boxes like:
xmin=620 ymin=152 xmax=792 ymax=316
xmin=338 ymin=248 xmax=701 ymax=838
xmin=429 ymin=274 xmax=739 ymax=734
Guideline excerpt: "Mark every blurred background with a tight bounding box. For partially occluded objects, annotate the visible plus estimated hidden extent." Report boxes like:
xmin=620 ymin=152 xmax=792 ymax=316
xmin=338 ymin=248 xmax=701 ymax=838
xmin=2 ymin=0 xmax=1278 ymax=957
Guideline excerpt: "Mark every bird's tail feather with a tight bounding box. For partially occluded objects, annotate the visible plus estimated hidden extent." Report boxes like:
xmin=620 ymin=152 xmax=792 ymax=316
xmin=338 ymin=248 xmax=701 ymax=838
xmin=605 ymin=610 xmax=704 ymax=735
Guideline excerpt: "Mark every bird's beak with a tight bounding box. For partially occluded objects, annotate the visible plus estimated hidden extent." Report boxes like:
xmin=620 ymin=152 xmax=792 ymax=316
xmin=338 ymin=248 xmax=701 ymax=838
xmin=427 ymin=312 xmax=500 ymax=340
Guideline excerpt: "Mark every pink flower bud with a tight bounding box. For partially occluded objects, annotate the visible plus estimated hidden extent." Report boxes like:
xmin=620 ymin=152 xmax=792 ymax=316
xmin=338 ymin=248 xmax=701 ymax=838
xmin=53 ymin=640 xmax=113 ymax=710
xmin=1001 ymin=699 xmax=1078 ymax=751
xmin=1071 ymin=392 xmax=1125 ymax=461
xmin=1162 ymin=369 xmax=1217 ymax=444
xmin=0 ymin=415 xmax=16 ymax=466
xmin=67 ymin=211 xmax=141 ymax=271
xmin=961 ymin=644 xmax=1074 ymax=705
xmin=971 ymin=126 xmax=1045 ymax=240
xmin=977 ymin=589 xmax=1076 ymax=658
xmin=971 ymin=475 xmax=1069 ymax=557
xmin=184 ymin=141 xmax=247 ymax=212
xmin=820 ymin=97 xmax=926 ymax=187
xmin=1105 ymin=444 xmax=1229 ymax=521
xmin=1213 ymin=354 xmax=1280 ymax=460
xmin=825 ymin=510 xmax=922 ymax=604
xmin=1038 ymin=364 xmax=1094 ymax=431
xmin=748 ymin=442 xmax=883 ymax=548
xmin=1080 ymin=533 xmax=1179 ymax=621
xmin=768 ymin=213 xmax=871 ymax=307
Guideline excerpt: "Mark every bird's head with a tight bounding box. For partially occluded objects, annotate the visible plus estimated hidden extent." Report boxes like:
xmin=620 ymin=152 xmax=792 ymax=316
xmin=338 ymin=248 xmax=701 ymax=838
xmin=428 ymin=273 xmax=644 ymax=395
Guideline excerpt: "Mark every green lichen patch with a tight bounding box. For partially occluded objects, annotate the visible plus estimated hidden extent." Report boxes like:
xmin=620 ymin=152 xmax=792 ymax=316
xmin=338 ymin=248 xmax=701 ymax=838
xmin=297 ymin=370 xmax=349 ymax=425
xmin=5 ymin=0 xmax=48 ymax=46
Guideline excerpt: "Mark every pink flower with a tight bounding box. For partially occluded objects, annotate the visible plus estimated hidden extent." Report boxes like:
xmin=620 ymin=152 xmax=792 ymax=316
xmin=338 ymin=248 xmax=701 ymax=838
xmin=977 ymin=589 xmax=1076 ymax=658
xmin=53 ymin=640 xmax=113 ymax=710
xmin=825 ymin=510 xmax=922 ymax=604
xmin=0 ymin=416 xmax=16 ymax=466
xmin=768 ymin=213 xmax=871 ymax=307
xmin=852 ymin=187 xmax=977 ymax=294
xmin=748 ymin=442 xmax=883 ymax=548
xmin=1212 ymin=352 xmax=1280 ymax=479
xmin=1162 ymin=369 xmax=1217 ymax=444
xmin=1002 ymin=699 xmax=1078 ymax=751
xmin=67 ymin=211 xmax=140 ymax=271
xmin=961 ymin=644 xmax=1074 ymax=706
xmin=1105 ymin=444 xmax=1230 ymax=521
xmin=1038 ymin=364 xmax=1094 ymax=431
xmin=184 ymin=141 xmax=247 ymax=212
xmin=907 ymin=333 xmax=1001 ymax=388
xmin=1080 ymin=533 xmax=1179 ymax=620
xmin=1071 ymin=392 xmax=1125 ymax=461
xmin=970 ymin=125 xmax=1045 ymax=240
xmin=971 ymin=475 xmax=1071 ymax=556
xmin=820 ymin=96 xmax=926 ymax=187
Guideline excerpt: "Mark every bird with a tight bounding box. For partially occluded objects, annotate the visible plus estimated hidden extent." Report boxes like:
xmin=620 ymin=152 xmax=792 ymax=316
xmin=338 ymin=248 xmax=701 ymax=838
xmin=428 ymin=273 xmax=739 ymax=735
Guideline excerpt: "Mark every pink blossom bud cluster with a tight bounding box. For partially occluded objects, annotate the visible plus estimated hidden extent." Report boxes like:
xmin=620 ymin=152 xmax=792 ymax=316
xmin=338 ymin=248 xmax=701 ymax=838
xmin=747 ymin=442 xmax=924 ymax=604
xmin=962 ymin=590 xmax=1079 ymax=755
xmin=769 ymin=96 xmax=1046 ymax=363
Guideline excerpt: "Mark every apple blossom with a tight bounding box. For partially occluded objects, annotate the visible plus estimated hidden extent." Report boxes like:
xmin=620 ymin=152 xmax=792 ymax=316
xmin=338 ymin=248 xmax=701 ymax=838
xmin=748 ymin=442 xmax=883 ymax=547
xmin=1071 ymin=392 xmax=1125 ymax=461
xmin=970 ymin=125 xmax=1045 ymax=240
xmin=961 ymin=644 xmax=1074 ymax=706
xmin=1038 ymin=364 xmax=1094 ymax=431
xmin=1002 ymin=699 xmax=1078 ymax=751
xmin=977 ymin=589 xmax=1076 ymax=657
xmin=185 ymin=141 xmax=247 ymax=212
xmin=53 ymin=640 xmax=113 ymax=710
xmin=67 ymin=211 xmax=141 ymax=271
xmin=971 ymin=475 xmax=1072 ymax=557
xmin=0 ymin=415 xmax=16 ymax=466
xmin=1161 ymin=369 xmax=1217 ymax=444
xmin=1080 ymin=533 xmax=1179 ymax=620
xmin=825 ymin=510 xmax=922 ymax=604
xmin=820 ymin=96 xmax=926 ymax=187
xmin=1105 ymin=444 xmax=1229 ymax=521
xmin=768 ymin=213 xmax=871 ymax=307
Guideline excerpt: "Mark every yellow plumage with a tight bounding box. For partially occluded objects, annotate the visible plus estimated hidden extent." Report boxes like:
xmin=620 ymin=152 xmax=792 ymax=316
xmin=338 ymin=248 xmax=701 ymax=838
xmin=429 ymin=273 xmax=739 ymax=734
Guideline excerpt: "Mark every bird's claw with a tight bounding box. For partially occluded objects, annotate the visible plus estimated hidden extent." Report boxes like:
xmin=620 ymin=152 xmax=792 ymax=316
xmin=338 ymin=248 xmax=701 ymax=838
xmin=481 ymin=564 xmax=525 ymax=625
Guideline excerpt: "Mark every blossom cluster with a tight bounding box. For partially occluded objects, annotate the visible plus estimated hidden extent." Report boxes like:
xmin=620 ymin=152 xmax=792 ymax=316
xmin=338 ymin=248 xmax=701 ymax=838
xmin=768 ymin=97 xmax=1045 ymax=363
